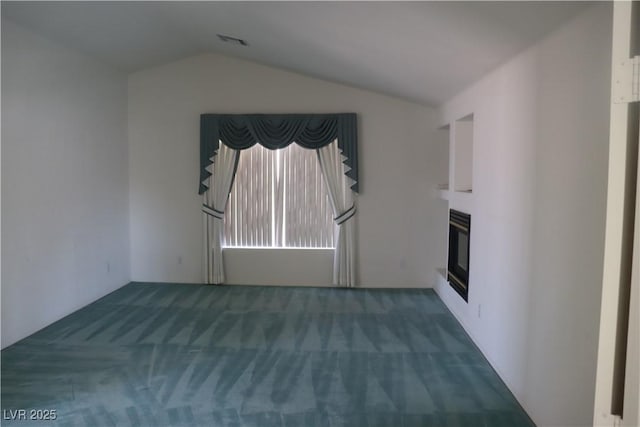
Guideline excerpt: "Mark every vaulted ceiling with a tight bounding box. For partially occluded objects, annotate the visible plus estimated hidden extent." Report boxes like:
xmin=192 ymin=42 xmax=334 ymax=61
xmin=2 ymin=1 xmax=590 ymax=106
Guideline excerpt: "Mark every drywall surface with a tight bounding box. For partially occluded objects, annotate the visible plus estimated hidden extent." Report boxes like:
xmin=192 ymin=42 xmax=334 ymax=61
xmin=436 ymin=4 xmax=612 ymax=426
xmin=224 ymin=249 xmax=333 ymax=286
xmin=1 ymin=20 xmax=130 ymax=348
xmin=128 ymin=52 xmax=441 ymax=287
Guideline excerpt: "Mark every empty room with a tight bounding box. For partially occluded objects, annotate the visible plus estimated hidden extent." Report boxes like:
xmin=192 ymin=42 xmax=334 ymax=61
xmin=2 ymin=1 xmax=639 ymax=426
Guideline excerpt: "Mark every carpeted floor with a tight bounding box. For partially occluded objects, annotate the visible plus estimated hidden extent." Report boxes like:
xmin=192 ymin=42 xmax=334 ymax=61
xmin=1 ymin=283 xmax=534 ymax=426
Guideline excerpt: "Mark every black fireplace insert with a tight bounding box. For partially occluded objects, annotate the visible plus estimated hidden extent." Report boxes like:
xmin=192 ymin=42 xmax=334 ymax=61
xmin=448 ymin=209 xmax=471 ymax=302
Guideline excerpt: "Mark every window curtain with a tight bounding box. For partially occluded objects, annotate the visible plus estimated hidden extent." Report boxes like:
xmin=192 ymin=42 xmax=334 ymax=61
xmin=317 ymin=143 xmax=357 ymax=287
xmin=202 ymin=143 xmax=240 ymax=284
xmin=199 ymin=114 xmax=358 ymax=194
xmin=199 ymin=113 xmax=359 ymax=286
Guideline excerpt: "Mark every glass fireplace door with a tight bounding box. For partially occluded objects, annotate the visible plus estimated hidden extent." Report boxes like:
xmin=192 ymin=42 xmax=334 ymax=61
xmin=448 ymin=209 xmax=471 ymax=301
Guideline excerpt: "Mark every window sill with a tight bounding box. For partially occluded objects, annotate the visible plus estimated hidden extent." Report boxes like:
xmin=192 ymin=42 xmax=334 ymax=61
xmin=223 ymin=247 xmax=335 ymax=250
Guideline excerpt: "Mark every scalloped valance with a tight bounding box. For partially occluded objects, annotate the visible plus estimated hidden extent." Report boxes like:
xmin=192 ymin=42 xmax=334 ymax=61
xmin=199 ymin=113 xmax=358 ymax=194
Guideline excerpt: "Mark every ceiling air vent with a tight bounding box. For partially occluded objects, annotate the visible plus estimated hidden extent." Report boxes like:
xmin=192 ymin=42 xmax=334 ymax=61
xmin=217 ymin=34 xmax=249 ymax=47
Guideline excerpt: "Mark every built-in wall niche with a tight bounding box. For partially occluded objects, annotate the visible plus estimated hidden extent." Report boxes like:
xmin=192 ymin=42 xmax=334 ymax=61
xmin=453 ymin=114 xmax=474 ymax=193
xmin=434 ymin=114 xmax=474 ymax=203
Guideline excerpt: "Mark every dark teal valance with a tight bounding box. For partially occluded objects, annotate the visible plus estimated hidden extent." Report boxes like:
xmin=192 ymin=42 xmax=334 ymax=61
xmin=199 ymin=113 xmax=358 ymax=194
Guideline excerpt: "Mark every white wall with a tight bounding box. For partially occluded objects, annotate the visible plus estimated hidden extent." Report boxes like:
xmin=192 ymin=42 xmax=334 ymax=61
xmin=224 ymin=249 xmax=333 ymax=286
xmin=435 ymin=4 xmax=612 ymax=426
xmin=1 ymin=20 xmax=130 ymax=348
xmin=128 ymin=53 xmax=441 ymax=287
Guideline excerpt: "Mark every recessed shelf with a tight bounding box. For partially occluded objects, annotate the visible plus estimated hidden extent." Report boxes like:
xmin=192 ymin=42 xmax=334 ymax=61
xmin=435 ymin=114 xmax=474 ymax=201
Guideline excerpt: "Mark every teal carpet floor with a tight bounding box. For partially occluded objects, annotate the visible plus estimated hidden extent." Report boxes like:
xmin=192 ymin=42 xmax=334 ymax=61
xmin=1 ymin=283 xmax=533 ymax=426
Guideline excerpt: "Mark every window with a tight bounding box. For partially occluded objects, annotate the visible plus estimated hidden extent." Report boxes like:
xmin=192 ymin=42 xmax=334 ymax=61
xmin=224 ymin=143 xmax=334 ymax=248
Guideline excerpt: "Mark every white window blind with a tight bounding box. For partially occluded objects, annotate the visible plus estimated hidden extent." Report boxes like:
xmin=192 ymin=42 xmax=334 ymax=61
xmin=224 ymin=143 xmax=334 ymax=248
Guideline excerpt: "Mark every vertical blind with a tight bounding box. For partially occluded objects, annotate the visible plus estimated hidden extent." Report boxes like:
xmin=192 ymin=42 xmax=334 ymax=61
xmin=224 ymin=143 xmax=334 ymax=248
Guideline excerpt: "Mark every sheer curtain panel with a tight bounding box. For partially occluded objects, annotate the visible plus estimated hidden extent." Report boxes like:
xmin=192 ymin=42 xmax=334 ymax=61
xmin=317 ymin=142 xmax=357 ymax=287
xmin=202 ymin=143 xmax=239 ymax=284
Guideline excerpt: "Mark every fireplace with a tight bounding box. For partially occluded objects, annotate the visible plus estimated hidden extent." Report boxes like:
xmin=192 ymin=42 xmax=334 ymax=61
xmin=448 ymin=209 xmax=471 ymax=301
